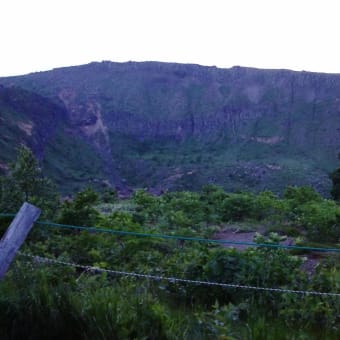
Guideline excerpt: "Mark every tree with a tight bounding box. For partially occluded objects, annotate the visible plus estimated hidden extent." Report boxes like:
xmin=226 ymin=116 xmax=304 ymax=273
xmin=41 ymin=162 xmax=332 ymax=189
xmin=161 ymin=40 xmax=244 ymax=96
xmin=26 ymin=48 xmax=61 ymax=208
xmin=0 ymin=173 xmax=21 ymax=213
xmin=10 ymin=145 xmax=44 ymax=201
xmin=0 ymin=145 xmax=59 ymax=218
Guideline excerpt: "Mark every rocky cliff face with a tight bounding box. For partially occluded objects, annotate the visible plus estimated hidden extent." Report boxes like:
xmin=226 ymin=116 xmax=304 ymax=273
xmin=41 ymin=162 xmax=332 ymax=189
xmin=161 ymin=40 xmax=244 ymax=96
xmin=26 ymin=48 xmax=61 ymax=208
xmin=1 ymin=61 xmax=339 ymax=195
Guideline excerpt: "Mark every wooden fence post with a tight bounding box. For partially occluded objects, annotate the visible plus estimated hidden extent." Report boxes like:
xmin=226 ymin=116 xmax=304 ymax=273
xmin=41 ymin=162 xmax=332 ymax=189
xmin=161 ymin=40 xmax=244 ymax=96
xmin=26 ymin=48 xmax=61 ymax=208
xmin=0 ymin=202 xmax=41 ymax=280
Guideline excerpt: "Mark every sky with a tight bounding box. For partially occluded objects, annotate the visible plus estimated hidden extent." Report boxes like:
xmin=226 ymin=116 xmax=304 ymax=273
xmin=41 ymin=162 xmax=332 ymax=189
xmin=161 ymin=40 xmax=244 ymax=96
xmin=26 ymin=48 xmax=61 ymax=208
xmin=1 ymin=0 xmax=340 ymax=76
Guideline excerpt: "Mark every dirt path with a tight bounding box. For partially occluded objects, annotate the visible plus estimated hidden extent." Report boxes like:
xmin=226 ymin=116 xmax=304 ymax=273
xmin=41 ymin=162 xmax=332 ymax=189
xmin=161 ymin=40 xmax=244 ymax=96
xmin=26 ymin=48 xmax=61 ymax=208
xmin=213 ymin=228 xmax=319 ymax=274
xmin=213 ymin=229 xmax=294 ymax=250
xmin=213 ymin=230 xmax=259 ymax=250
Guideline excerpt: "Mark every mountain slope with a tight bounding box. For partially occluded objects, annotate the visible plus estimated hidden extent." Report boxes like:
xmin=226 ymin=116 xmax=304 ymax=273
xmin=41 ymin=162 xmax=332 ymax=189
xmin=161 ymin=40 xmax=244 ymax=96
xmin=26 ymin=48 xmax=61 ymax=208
xmin=0 ymin=85 xmax=109 ymax=193
xmin=1 ymin=61 xmax=339 ymax=195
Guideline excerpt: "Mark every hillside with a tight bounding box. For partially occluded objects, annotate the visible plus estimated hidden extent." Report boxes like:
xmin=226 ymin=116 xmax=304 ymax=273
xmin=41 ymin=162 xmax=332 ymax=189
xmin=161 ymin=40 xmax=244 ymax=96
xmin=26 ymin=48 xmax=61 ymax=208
xmin=1 ymin=61 xmax=339 ymax=195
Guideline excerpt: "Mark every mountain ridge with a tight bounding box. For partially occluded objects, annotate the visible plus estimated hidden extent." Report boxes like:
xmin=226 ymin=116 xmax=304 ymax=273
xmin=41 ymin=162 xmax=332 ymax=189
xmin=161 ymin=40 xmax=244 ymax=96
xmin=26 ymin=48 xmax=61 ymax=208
xmin=1 ymin=61 xmax=339 ymax=195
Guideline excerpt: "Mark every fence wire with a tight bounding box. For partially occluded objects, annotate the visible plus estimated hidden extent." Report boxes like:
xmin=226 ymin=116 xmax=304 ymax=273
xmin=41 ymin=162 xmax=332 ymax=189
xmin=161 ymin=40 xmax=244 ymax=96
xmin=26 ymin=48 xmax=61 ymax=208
xmin=18 ymin=252 xmax=340 ymax=297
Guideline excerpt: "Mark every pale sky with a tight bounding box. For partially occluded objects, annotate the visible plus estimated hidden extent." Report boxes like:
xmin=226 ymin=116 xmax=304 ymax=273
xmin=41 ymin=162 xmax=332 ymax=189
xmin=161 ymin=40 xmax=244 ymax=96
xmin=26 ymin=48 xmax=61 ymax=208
xmin=1 ymin=0 xmax=340 ymax=76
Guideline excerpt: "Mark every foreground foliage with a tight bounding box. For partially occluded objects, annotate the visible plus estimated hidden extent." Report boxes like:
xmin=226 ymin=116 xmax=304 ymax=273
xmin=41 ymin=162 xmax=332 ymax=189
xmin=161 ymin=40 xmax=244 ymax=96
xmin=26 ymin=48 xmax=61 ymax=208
xmin=0 ymin=149 xmax=339 ymax=339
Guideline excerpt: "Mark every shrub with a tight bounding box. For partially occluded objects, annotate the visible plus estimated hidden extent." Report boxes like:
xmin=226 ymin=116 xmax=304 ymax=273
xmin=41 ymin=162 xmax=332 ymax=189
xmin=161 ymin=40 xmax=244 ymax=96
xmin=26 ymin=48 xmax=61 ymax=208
xmin=58 ymin=188 xmax=99 ymax=226
xmin=283 ymin=186 xmax=322 ymax=206
xmin=220 ymin=193 xmax=256 ymax=222
xmin=297 ymin=200 xmax=340 ymax=242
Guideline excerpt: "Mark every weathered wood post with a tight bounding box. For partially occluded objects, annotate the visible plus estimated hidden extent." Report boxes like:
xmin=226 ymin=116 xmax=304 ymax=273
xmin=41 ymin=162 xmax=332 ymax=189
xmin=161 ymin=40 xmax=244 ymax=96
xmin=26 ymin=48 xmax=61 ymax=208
xmin=0 ymin=202 xmax=41 ymax=280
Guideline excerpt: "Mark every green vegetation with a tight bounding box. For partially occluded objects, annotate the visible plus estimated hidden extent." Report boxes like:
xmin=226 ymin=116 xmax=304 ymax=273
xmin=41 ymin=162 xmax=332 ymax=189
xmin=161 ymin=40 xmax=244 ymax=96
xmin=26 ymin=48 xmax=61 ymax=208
xmin=42 ymin=128 xmax=107 ymax=194
xmin=0 ymin=145 xmax=58 ymax=219
xmin=0 ymin=148 xmax=339 ymax=338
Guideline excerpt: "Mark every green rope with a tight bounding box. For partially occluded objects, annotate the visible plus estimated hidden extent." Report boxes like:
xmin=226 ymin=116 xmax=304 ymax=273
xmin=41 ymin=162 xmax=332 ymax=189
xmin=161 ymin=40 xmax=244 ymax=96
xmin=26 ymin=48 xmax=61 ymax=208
xmin=1 ymin=213 xmax=339 ymax=253
xmin=0 ymin=213 xmax=16 ymax=217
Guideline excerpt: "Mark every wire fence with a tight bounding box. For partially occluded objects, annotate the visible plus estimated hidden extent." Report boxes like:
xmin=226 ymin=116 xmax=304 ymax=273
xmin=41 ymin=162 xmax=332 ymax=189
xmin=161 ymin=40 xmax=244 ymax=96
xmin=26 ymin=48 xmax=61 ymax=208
xmin=18 ymin=252 xmax=340 ymax=297
xmin=1 ymin=211 xmax=339 ymax=297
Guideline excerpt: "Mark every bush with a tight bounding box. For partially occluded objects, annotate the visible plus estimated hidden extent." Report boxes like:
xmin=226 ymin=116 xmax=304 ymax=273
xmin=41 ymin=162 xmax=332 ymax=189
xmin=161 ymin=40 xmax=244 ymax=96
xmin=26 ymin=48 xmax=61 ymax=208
xmin=162 ymin=191 xmax=204 ymax=226
xmin=253 ymin=191 xmax=282 ymax=221
xmin=298 ymin=200 xmax=340 ymax=242
xmin=132 ymin=189 xmax=161 ymax=224
xmin=58 ymin=188 xmax=99 ymax=226
xmin=220 ymin=193 xmax=256 ymax=222
xmin=101 ymin=188 xmax=118 ymax=203
xmin=99 ymin=211 xmax=140 ymax=231
xmin=200 ymin=185 xmax=228 ymax=223
xmin=283 ymin=186 xmax=322 ymax=206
